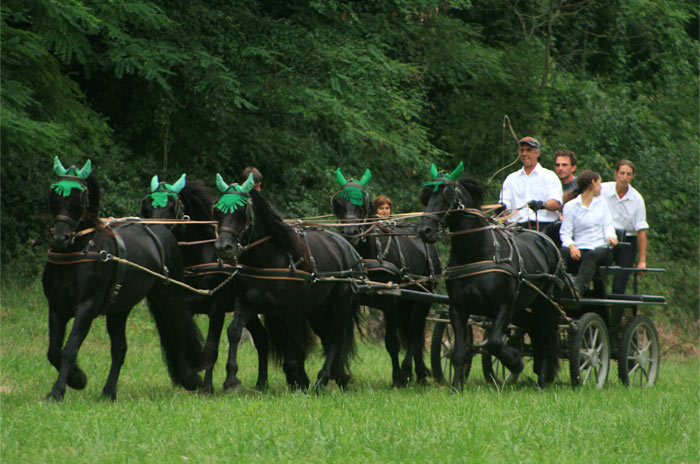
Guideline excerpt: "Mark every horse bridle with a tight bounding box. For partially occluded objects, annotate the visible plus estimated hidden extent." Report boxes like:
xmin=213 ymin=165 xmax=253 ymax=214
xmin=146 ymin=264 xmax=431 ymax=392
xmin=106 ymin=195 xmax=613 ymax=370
xmin=332 ymin=182 xmax=373 ymax=240
xmin=51 ymin=175 xmax=89 ymax=243
xmin=422 ymin=180 xmax=470 ymax=226
xmin=215 ymin=193 xmax=255 ymax=260
xmin=144 ymin=186 xmax=186 ymax=222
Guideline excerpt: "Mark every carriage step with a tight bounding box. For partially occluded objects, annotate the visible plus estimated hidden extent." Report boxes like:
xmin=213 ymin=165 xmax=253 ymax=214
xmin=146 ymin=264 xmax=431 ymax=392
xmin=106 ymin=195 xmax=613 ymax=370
xmin=597 ymin=266 xmax=666 ymax=274
xmin=560 ymin=295 xmax=666 ymax=307
xmin=605 ymin=293 xmax=666 ymax=304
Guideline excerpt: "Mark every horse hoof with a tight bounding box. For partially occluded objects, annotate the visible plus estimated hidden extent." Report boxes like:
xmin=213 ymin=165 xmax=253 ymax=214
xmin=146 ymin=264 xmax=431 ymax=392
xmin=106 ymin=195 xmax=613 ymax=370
xmin=101 ymin=390 xmax=117 ymax=401
xmin=222 ymin=379 xmax=242 ymax=393
xmin=67 ymin=369 xmax=87 ymax=390
xmin=46 ymin=390 xmax=64 ymax=402
xmin=181 ymin=373 xmax=203 ymax=391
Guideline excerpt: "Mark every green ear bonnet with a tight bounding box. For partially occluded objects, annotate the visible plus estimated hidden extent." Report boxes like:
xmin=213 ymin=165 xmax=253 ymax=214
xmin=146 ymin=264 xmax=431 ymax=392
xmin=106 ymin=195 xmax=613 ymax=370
xmin=214 ymin=173 xmax=254 ymax=214
xmin=423 ymin=161 xmax=464 ymax=192
xmin=334 ymin=168 xmax=371 ymax=206
xmin=148 ymin=174 xmax=186 ymax=208
xmin=51 ymin=157 xmax=91 ymax=197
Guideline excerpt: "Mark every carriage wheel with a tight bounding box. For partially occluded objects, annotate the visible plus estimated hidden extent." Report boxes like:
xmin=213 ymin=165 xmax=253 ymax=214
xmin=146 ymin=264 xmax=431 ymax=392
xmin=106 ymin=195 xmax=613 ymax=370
xmin=430 ymin=321 xmax=473 ymax=385
xmin=481 ymin=327 xmax=524 ymax=386
xmin=618 ymin=315 xmax=660 ymax=387
xmin=569 ymin=313 xmax=610 ymax=388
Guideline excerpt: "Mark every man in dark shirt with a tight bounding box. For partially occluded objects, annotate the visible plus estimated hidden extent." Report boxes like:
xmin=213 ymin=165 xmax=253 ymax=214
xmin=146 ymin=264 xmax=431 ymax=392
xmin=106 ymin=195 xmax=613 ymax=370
xmin=554 ymin=149 xmax=577 ymax=193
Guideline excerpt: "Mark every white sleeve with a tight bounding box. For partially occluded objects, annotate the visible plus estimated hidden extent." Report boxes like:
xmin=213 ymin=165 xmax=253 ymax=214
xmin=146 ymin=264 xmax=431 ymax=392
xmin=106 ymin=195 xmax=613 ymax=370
xmin=500 ymin=177 xmax=514 ymax=210
xmin=547 ymin=171 xmax=563 ymax=205
xmin=634 ymin=194 xmax=649 ymax=231
xmin=560 ymin=204 xmax=574 ymax=247
xmin=602 ymin=202 xmax=616 ymax=240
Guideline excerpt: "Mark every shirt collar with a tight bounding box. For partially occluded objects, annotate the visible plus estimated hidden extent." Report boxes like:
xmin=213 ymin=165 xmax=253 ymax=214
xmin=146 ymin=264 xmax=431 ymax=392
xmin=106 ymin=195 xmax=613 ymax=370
xmin=518 ymin=163 xmax=542 ymax=176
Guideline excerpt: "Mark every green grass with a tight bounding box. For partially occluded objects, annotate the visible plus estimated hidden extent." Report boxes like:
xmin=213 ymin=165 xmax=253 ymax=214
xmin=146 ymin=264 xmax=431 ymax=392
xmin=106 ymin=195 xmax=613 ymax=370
xmin=2 ymin=279 xmax=698 ymax=463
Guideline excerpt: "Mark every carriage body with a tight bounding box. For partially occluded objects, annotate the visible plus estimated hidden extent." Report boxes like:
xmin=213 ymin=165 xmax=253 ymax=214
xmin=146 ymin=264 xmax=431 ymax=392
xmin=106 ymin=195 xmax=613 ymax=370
xmin=428 ymin=259 xmax=665 ymax=388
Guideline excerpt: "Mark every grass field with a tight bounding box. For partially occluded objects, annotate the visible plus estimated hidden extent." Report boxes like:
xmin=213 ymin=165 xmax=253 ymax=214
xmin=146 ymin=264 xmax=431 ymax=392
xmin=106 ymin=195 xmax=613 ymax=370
xmin=1 ymin=279 xmax=698 ymax=463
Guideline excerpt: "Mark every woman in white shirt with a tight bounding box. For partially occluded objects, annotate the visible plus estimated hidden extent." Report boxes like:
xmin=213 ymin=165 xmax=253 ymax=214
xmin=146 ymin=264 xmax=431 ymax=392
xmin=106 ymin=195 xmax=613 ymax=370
xmin=560 ymin=170 xmax=619 ymax=296
xmin=601 ymin=160 xmax=649 ymax=294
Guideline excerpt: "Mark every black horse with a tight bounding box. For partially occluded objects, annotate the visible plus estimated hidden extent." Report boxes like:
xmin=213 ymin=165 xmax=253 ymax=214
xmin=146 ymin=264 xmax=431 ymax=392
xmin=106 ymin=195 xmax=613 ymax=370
xmin=418 ymin=162 xmax=563 ymax=389
xmin=214 ymin=173 xmax=364 ymax=390
xmin=140 ymin=175 xmax=270 ymax=392
xmin=43 ymin=158 xmax=203 ymax=401
xmin=332 ymin=168 xmax=441 ymax=387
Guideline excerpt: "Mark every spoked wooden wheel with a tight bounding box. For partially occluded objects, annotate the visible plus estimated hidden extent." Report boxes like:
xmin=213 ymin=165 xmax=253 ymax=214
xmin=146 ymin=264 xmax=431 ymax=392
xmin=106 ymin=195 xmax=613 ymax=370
xmin=569 ymin=313 xmax=610 ymax=388
xmin=481 ymin=327 xmax=525 ymax=386
xmin=618 ymin=315 xmax=660 ymax=387
xmin=430 ymin=321 xmax=473 ymax=385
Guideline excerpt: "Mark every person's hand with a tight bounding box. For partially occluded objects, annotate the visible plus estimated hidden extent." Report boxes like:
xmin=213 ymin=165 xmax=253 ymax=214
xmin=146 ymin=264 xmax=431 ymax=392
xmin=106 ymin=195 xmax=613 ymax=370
xmin=569 ymin=244 xmax=581 ymax=260
xmin=607 ymin=237 xmax=618 ymax=248
xmin=494 ymin=202 xmax=507 ymax=214
xmin=527 ymin=200 xmax=546 ymax=211
xmin=636 ymin=258 xmax=647 ymax=274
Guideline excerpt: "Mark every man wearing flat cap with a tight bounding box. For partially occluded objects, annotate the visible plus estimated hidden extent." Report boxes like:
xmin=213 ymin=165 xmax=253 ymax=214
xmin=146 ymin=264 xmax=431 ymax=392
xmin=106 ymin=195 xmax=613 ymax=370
xmin=499 ymin=137 xmax=563 ymax=231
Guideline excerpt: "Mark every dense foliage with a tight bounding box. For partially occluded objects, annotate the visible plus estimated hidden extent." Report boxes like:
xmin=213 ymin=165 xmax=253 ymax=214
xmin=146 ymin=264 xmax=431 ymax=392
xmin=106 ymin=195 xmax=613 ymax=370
xmin=2 ymin=0 xmax=698 ymax=326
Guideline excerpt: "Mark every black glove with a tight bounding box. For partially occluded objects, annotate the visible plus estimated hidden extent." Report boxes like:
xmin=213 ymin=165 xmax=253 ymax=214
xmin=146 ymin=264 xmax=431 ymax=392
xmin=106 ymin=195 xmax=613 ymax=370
xmin=494 ymin=202 xmax=507 ymax=214
xmin=527 ymin=200 xmax=546 ymax=211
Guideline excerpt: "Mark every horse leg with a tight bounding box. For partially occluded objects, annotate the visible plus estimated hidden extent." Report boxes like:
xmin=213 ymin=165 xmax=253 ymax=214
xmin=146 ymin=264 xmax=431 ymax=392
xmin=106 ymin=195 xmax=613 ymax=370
xmin=222 ymin=303 xmax=247 ymax=392
xmin=102 ymin=311 xmax=129 ymax=401
xmin=383 ymin=308 xmax=406 ymax=388
xmin=284 ymin=340 xmax=309 ymax=391
xmin=531 ymin=303 xmax=560 ymax=388
xmin=399 ymin=310 xmax=414 ymax=383
xmin=408 ymin=303 xmax=430 ymax=385
xmin=202 ymin=301 xmax=226 ymax=394
xmin=315 ymin=335 xmax=333 ymax=392
xmin=485 ymin=304 xmax=524 ymax=379
xmin=47 ymin=304 xmax=95 ymax=401
xmin=47 ymin=307 xmax=87 ymax=391
xmin=246 ymin=316 xmax=269 ymax=391
xmin=448 ymin=306 xmax=470 ymax=392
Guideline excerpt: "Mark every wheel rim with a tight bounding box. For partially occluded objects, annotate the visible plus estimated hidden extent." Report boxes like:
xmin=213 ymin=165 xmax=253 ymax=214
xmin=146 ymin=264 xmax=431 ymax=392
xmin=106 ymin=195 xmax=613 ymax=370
xmin=625 ymin=323 xmax=656 ymax=386
xmin=440 ymin=326 xmax=455 ymax=381
xmin=483 ymin=329 xmax=523 ymax=385
xmin=578 ymin=320 xmax=609 ymax=387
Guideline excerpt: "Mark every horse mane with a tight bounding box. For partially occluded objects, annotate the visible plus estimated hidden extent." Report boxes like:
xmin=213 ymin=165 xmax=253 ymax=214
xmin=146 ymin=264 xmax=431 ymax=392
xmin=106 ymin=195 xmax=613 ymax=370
xmin=458 ymin=178 xmax=485 ymax=208
xmin=86 ymin=172 xmax=100 ymax=218
xmin=83 ymin=172 xmax=107 ymax=231
xmin=180 ymin=180 xmax=215 ymax=221
xmin=250 ymin=190 xmax=303 ymax=261
xmin=419 ymin=177 xmax=485 ymax=209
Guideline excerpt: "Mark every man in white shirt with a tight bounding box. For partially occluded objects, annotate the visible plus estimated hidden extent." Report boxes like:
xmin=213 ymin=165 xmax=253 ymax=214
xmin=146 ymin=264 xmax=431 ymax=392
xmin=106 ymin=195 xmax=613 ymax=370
xmin=601 ymin=160 xmax=649 ymax=294
xmin=499 ymin=137 xmax=563 ymax=233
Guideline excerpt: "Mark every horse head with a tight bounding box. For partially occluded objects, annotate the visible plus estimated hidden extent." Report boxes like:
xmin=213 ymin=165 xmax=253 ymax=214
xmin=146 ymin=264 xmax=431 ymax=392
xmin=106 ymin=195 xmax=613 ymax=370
xmin=331 ymin=167 xmax=372 ymax=242
xmin=418 ymin=161 xmax=485 ymax=243
xmin=140 ymin=174 xmax=187 ymax=220
xmin=213 ymin=172 xmax=255 ymax=263
xmin=49 ymin=157 xmax=93 ymax=249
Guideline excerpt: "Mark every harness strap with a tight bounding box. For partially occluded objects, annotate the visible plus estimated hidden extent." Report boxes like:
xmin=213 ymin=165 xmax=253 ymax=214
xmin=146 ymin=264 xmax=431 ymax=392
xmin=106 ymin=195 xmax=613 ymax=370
xmin=142 ymin=225 xmax=167 ymax=279
xmin=184 ymin=262 xmax=238 ymax=277
xmin=444 ymin=260 xmax=518 ymax=280
xmin=362 ymin=258 xmax=402 ymax=276
xmin=47 ymin=250 xmax=102 ymax=265
xmin=109 ymin=228 xmax=129 ymax=302
xmin=296 ymin=229 xmax=318 ymax=275
xmin=236 ymin=264 xmax=367 ymax=283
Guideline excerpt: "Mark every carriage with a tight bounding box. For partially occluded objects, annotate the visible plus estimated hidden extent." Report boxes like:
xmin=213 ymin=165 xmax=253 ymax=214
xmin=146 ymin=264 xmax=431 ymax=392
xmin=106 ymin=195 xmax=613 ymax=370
xmin=43 ymin=158 xmax=665 ymax=400
xmin=427 ymin=261 xmax=665 ymax=388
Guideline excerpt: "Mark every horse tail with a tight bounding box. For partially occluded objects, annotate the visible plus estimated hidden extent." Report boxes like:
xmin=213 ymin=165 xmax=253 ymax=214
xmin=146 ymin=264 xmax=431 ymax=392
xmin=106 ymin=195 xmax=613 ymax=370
xmin=397 ymin=302 xmax=430 ymax=352
xmin=263 ymin=314 xmax=315 ymax=366
xmin=146 ymin=291 xmax=204 ymax=391
xmin=529 ymin=302 xmax=561 ymax=386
